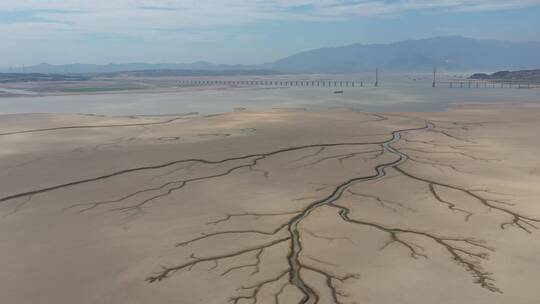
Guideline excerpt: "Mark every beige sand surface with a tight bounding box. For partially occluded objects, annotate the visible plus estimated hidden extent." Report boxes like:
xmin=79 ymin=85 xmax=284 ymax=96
xmin=1 ymin=105 xmax=539 ymax=304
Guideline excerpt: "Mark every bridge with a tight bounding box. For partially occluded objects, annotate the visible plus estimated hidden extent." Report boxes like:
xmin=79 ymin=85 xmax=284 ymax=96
xmin=435 ymin=80 xmax=540 ymax=89
xmin=177 ymin=80 xmax=372 ymax=87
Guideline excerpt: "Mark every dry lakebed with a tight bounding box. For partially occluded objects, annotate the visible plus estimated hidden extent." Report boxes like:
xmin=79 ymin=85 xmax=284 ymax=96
xmin=1 ymin=104 xmax=540 ymax=304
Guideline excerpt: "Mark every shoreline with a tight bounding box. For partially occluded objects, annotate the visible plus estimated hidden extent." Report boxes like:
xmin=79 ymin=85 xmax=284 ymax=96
xmin=1 ymin=81 xmax=539 ymax=116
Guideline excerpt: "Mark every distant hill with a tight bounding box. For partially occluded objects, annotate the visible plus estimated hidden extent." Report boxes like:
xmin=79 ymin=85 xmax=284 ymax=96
xmin=12 ymin=61 xmax=260 ymax=75
xmin=267 ymin=36 xmax=540 ymax=72
xmin=470 ymin=69 xmax=540 ymax=81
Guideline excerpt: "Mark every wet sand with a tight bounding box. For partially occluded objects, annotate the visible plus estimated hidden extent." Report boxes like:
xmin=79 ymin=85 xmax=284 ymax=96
xmin=1 ymin=104 xmax=540 ymax=304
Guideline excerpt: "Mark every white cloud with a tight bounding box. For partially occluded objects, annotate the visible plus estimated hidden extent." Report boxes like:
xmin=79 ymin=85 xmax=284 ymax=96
xmin=1 ymin=0 xmax=539 ymax=41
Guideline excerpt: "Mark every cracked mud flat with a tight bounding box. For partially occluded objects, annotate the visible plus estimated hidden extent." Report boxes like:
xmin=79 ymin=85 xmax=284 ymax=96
xmin=1 ymin=105 xmax=540 ymax=304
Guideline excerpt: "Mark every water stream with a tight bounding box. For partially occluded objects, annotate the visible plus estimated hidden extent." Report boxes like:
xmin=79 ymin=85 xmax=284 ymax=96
xmin=286 ymin=121 xmax=433 ymax=303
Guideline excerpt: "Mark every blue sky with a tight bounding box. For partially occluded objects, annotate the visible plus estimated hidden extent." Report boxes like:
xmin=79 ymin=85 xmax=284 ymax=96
xmin=1 ymin=0 xmax=540 ymax=66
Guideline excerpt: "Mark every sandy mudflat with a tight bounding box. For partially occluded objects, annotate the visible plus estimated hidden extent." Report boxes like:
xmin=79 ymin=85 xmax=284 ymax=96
xmin=1 ymin=105 xmax=540 ymax=304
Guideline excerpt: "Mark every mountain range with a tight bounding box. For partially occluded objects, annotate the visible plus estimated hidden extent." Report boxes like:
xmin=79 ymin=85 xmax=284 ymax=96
xmin=268 ymin=36 xmax=540 ymax=72
xmin=6 ymin=61 xmax=259 ymax=75
xmin=4 ymin=36 xmax=540 ymax=74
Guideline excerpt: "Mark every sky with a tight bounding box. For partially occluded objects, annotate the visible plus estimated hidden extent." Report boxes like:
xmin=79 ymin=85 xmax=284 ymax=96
xmin=1 ymin=0 xmax=540 ymax=66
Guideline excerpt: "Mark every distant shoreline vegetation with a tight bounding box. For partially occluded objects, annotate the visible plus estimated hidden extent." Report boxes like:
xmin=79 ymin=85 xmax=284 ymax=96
xmin=0 ymin=69 xmax=278 ymax=83
xmin=0 ymin=73 xmax=89 ymax=83
xmin=469 ymin=69 xmax=540 ymax=81
xmin=59 ymin=87 xmax=145 ymax=93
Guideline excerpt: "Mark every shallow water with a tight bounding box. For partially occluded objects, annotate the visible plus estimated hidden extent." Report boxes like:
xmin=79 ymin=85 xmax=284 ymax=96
xmin=0 ymin=88 xmax=38 ymax=95
xmin=0 ymin=79 xmax=538 ymax=115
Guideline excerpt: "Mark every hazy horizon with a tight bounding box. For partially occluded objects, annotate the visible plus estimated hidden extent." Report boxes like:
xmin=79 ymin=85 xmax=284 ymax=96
xmin=1 ymin=35 xmax=540 ymax=68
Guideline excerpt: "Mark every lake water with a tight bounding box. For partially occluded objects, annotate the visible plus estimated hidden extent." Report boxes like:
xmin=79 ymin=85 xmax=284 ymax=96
xmin=1 ymin=79 xmax=539 ymax=115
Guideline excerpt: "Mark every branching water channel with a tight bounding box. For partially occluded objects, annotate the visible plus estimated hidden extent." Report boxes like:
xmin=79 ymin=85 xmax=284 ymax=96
xmin=286 ymin=122 xmax=432 ymax=303
xmin=2 ymin=114 xmax=539 ymax=303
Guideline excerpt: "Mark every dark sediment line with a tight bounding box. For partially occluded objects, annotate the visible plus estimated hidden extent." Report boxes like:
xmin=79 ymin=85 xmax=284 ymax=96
xmin=0 ymin=117 xmax=183 ymax=137
xmin=394 ymin=166 xmax=540 ymax=233
xmin=0 ymin=139 xmax=398 ymax=204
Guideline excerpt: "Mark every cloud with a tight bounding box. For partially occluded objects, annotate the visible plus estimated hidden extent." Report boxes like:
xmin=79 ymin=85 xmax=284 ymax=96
xmin=1 ymin=0 xmax=539 ymax=41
